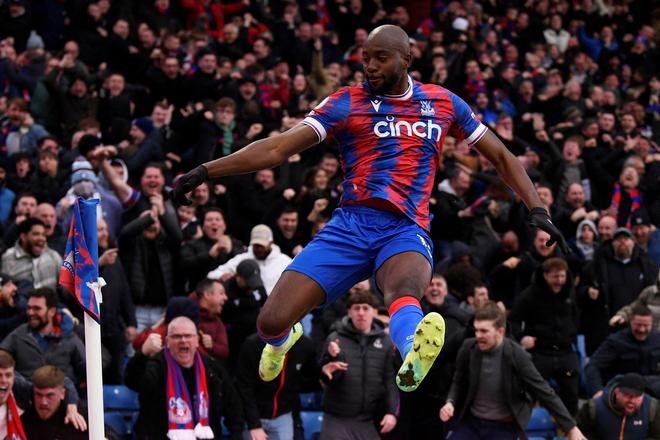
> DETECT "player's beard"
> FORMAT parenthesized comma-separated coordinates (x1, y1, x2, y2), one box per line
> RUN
(370, 71, 405, 95)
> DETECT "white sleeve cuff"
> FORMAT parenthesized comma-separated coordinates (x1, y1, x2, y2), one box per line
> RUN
(466, 123, 488, 146)
(302, 117, 327, 142)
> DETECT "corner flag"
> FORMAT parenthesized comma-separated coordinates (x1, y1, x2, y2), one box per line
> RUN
(59, 197, 102, 323)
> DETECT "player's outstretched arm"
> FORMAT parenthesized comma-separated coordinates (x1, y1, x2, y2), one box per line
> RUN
(172, 123, 319, 205)
(473, 129, 569, 253)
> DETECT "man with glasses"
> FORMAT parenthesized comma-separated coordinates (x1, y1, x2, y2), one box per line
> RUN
(125, 316, 245, 439)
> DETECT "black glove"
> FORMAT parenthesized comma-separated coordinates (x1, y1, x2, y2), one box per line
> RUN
(172, 165, 208, 206)
(528, 207, 569, 254)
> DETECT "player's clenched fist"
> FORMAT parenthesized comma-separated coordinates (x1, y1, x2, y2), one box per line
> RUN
(172, 165, 208, 205)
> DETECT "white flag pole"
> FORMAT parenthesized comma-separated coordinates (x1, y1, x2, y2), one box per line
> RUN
(84, 277, 105, 440)
(84, 312, 105, 440)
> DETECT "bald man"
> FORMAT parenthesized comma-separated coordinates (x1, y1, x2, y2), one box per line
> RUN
(172, 24, 567, 392)
(125, 316, 245, 439)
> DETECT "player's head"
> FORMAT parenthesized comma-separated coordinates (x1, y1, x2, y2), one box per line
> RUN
(363, 25, 411, 95)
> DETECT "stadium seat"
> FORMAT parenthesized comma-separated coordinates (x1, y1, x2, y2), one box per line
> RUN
(526, 407, 556, 438)
(221, 419, 231, 439)
(105, 410, 139, 438)
(576, 334, 589, 395)
(301, 313, 313, 336)
(300, 411, 323, 440)
(299, 391, 323, 410)
(105, 412, 129, 436)
(103, 385, 139, 411)
(104, 385, 140, 438)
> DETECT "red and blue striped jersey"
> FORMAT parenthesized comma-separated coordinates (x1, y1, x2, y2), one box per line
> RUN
(302, 76, 487, 231)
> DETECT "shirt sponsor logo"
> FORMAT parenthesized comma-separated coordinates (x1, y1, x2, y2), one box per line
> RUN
(374, 115, 442, 141)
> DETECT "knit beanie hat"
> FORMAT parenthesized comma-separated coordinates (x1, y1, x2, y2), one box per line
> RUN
(27, 31, 45, 50)
(132, 117, 154, 135)
(71, 158, 97, 185)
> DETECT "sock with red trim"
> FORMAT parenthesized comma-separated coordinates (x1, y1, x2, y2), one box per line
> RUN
(388, 296, 424, 358)
(257, 325, 291, 349)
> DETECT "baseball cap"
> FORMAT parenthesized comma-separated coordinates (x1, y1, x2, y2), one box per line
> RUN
(618, 373, 646, 396)
(613, 227, 634, 240)
(631, 210, 651, 227)
(236, 259, 264, 290)
(250, 224, 273, 247)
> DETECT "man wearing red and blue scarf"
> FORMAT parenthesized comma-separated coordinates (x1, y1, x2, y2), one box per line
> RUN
(125, 316, 245, 440)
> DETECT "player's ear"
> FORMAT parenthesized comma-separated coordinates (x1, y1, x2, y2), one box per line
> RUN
(403, 50, 413, 69)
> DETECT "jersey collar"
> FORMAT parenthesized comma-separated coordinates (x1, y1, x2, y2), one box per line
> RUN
(366, 75, 414, 101)
(383, 75, 413, 100)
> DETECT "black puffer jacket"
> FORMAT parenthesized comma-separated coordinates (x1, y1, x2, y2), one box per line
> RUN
(509, 265, 579, 352)
(118, 210, 181, 305)
(320, 317, 398, 420)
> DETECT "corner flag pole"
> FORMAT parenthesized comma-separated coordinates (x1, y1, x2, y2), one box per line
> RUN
(59, 197, 105, 440)
(85, 311, 105, 440)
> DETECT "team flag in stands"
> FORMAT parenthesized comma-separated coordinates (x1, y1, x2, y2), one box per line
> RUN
(59, 197, 102, 323)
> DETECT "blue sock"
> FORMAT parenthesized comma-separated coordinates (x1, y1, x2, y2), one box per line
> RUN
(257, 325, 290, 348)
(388, 297, 424, 358)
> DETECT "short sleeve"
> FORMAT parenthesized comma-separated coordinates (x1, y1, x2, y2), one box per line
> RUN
(302, 87, 351, 142)
(448, 93, 487, 146)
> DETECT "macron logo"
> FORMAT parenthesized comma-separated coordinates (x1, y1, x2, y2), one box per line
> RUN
(371, 99, 382, 112)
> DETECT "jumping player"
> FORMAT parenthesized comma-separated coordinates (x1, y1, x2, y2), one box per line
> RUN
(172, 25, 567, 392)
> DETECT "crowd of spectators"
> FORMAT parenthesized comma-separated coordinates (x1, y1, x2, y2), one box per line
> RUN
(0, 0, 658, 438)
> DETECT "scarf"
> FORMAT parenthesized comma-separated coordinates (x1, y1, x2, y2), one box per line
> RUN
(6, 393, 26, 440)
(610, 183, 641, 228)
(164, 349, 213, 440)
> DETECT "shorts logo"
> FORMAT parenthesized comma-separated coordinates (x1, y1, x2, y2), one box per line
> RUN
(416, 234, 433, 259)
(420, 101, 435, 116)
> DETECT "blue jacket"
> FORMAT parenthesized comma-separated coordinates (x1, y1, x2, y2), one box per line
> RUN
(577, 375, 660, 440)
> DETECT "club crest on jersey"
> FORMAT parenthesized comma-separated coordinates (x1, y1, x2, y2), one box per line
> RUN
(374, 115, 442, 141)
(420, 101, 435, 116)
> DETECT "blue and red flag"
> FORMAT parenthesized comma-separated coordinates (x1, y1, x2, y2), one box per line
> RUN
(59, 197, 101, 323)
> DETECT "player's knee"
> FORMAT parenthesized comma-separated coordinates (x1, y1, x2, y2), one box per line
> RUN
(383, 278, 425, 305)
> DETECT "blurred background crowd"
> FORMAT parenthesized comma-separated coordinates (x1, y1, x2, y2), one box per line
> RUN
(0, 0, 658, 438)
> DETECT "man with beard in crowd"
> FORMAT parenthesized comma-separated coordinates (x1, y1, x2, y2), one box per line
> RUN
(580, 227, 657, 354)
(0, 288, 85, 386)
(1, 218, 61, 290)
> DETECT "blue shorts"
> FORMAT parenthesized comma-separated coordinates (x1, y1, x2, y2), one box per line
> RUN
(286, 205, 433, 305)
